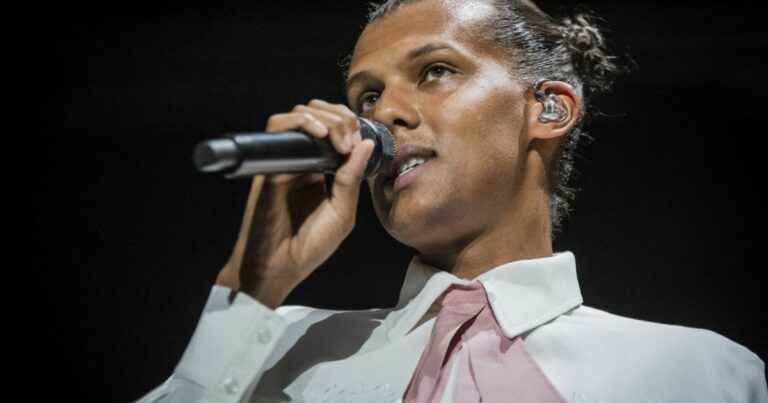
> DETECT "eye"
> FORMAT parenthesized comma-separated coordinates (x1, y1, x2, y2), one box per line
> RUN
(420, 64, 455, 84)
(358, 92, 379, 113)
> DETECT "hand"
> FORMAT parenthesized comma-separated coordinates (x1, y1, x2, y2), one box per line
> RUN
(215, 99, 375, 308)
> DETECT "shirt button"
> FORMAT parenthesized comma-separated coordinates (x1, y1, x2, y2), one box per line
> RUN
(256, 326, 271, 344)
(222, 377, 239, 395)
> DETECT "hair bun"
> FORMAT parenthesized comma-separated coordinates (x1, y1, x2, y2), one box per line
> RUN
(560, 14, 618, 93)
(561, 15, 603, 52)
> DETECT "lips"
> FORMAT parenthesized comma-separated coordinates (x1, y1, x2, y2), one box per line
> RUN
(386, 144, 437, 182)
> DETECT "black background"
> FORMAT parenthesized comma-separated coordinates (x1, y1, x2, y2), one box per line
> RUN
(35, 1, 766, 401)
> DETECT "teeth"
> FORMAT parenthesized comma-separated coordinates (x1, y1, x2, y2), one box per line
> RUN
(397, 157, 427, 177)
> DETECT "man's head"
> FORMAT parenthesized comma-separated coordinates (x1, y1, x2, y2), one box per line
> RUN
(344, 0, 618, 257)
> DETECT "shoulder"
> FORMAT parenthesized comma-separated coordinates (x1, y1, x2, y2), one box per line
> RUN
(567, 305, 760, 361)
(205, 286, 395, 353)
(527, 305, 767, 401)
(209, 285, 393, 334)
(275, 304, 394, 327)
(257, 304, 396, 389)
(273, 303, 394, 347)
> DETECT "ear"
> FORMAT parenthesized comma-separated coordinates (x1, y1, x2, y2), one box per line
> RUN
(525, 80, 582, 141)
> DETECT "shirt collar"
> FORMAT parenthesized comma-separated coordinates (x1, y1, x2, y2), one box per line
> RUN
(386, 251, 583, 340)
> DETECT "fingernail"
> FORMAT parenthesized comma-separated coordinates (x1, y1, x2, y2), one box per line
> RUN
(315, 121, 328, 136)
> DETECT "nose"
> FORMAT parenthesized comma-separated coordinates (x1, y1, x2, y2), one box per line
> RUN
(370, 83, 421, 132)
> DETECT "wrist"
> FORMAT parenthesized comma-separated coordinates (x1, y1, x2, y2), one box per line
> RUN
(240, 275, 298, 309)
(215, 262, 240, 290)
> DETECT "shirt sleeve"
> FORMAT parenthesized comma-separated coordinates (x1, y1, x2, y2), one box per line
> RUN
(713, 332, 768, 403)
(682, 328, 768, 403)
(134, 285, 289, 403)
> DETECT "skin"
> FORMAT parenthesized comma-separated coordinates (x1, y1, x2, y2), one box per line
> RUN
(216, 0, 581, 307)
(347, 0, 581, 278)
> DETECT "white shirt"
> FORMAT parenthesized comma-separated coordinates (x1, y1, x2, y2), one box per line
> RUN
(136, 251, 767, 403)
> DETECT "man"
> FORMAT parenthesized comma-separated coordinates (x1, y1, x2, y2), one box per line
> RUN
(137, 0, 767, 401)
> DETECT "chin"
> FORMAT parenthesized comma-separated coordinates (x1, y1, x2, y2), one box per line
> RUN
(380, 207, 461, 253)
(372, 181, 465, 249)
(375, 204, 425, 246)
(381, 212, 421, 244)
(390, 229, 468, 257)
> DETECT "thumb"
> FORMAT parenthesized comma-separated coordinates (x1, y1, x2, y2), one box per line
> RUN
(329, 138, 375, 211)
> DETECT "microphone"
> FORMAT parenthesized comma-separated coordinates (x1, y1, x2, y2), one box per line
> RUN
(193, 118, 396, 179)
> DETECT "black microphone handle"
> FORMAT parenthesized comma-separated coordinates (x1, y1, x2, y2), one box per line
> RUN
(193, 118, 396, 179)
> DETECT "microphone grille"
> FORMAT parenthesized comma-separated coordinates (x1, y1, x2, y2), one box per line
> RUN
(358, 117, 396, 177)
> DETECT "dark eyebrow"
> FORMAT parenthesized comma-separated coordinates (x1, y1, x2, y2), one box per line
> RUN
(406, 43, 453, 60)
(345, 43, 456, 92)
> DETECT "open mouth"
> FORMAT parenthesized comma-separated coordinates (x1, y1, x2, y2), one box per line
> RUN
(379, 144, 437, 196)
(385, 156, 435, 193)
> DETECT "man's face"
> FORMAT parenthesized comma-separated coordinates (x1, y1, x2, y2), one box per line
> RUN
(346, 0, 532, 254)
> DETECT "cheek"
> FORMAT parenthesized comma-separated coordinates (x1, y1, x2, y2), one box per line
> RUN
(432, 80, 525, 189)
(367, 177, 388, 218)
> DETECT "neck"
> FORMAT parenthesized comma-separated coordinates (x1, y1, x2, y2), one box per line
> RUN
(418, 148, 554, 279)
(419, 189, 553, 279)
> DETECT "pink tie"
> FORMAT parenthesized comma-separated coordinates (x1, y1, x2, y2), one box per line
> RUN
(402, 282, 567, 403)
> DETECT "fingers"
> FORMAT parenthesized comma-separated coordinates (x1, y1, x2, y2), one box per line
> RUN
(307, 99, 362, 148)
(262, 99, 361, 188)
(295, 101, 361, 154)
(329, 138, 375, 212)
(265, 111, 329, 138)
(266, 100, 360, 153)
(262, 107, 330, 185)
